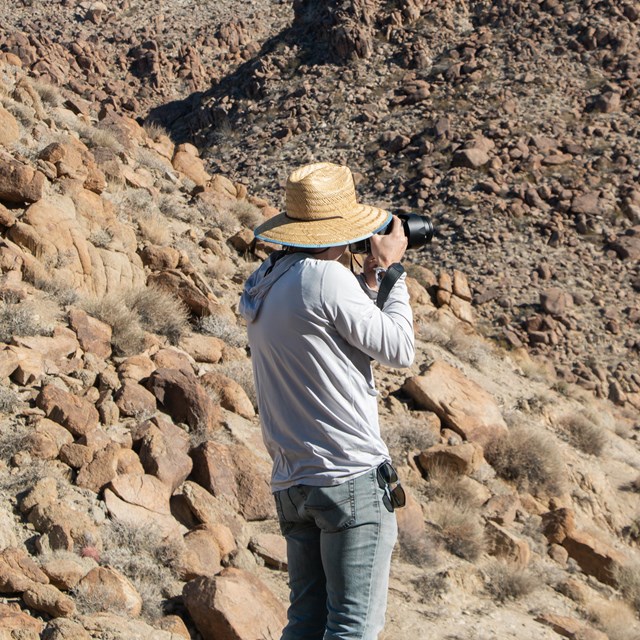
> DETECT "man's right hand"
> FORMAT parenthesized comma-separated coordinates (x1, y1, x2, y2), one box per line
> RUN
(369, 216, 408, 269)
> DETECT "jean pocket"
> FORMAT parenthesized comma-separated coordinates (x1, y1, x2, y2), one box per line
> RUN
(305, 480, 355, 532)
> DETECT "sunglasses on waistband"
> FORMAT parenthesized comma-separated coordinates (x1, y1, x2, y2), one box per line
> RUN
(377, 462, 406, 511)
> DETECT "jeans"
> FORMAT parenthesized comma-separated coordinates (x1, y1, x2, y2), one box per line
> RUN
(274, 467, 398, 640)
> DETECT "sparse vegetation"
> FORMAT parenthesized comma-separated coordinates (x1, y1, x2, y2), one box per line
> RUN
(427, 501, 485, 561)
(204, 256, 236, 281)
(142, 119, 168, 141)
(0, 386, 20, 414)
(196, 314, 246, 348)
(0, 301, 48, 343)
(213, 360, 256, 408)
(139, 214, 172, 245)
(88, 228, 113, 248)
(557, 412, 607, 456)
(412, 572, 448, 602)
(196, 199, 238, 234)
(228, 200, 263, 229)
(381, 416, 439, 462)
(586, 598, 640, 640)
(615, 564, 640, 615)
(29, 78, 63, 106)
(482, 560, 537, 603)
(484, 425, 566, 496)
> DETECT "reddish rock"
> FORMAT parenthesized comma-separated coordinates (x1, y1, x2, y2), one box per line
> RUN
(562, 530, 626, 585)
(114, 379, 157, 418)
(117, 355, 155, 382)
(27, 418, 74, 459)
(145, 368, 222, 433)
(180, 334, 224, 363)
(183, 569, 286, 640)
(0, 603, 44, 635)
(0, 547, 49, 593)
(536, 613, 607, 640)
(485, 521, 531, 568)
(403, 361, 508, 446)
(542, 507, 576, 544)
(139, 244, 180, 270)
(0, 150, 46, 203)
(417, 442, 484, 477)
(452, 147, 490, 168)
(151, 348, 195, 375)
(76, 443, 144, 493)
(179, 528, 223, 580)
(42, 618, 92, 639)
(76, 567, 142, 616)
(540, 288, 573, 315)
(36, 385, 99, 437)
(0, 107, 20, 147)
(23, 582, 76, 617)
(249, 534, 287, 570)
(200, 372, 255, 419)
(41, 557, 91, 590)
(68, 308, 112, 359)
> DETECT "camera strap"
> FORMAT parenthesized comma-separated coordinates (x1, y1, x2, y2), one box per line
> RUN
(376, 263, 404, 309)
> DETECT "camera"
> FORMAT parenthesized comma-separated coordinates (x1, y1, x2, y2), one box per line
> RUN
(349, 213, 434, 254)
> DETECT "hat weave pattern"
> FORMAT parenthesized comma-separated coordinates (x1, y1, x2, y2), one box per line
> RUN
(254, 162, 390, 248)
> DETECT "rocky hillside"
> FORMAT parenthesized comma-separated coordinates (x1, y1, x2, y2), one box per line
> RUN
(0, 2, 639, 639)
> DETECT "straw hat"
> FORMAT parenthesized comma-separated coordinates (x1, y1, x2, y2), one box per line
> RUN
(253, 162, 391, 248)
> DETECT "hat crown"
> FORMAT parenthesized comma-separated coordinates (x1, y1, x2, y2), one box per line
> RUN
(286, 162, 359, 221)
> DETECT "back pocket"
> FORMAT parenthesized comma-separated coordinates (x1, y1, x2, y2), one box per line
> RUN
(305, 480, 355, 532)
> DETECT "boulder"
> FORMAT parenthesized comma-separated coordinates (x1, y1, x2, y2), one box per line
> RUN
(36, 384, 99, 437)
(403, 361, 508, 446)
(117, 354, 156, 381)
(535, 613, 608, 640)
(75, 566, 142, 616)
(183, 569, 286, 640)
(179, 334, 224, 363)
(148, 269, 217, 317)
(27, 418, 74, 459)
(0, 547, 49, 593)
(540, 288, 573, 315)
(0, 603, 44, 635)
(23, 582, 76, 617)
(249, 534, 287, 570)
(541, 507, 576, 544)
(136, 416, 192, 493)
(139, 244, 180, 270)
(145, 368, 222, 433)
(75, 611, 182, 638)
(562, 530, 626, 586)
(41, 556, 92, 590)
(451, 147, 489, 169)
(200, 371, 255, 419)
(114, 379, 157, 418)
(76, 442, 144, 493)
(485, 521, 531, 568)
(178, 527, 223, 580)
(417, 442, 484, 477)
(0, 107, 20, 147)
(172, 145, 210, 186)
(152, 347, 195, 375)
(68, 308, 112, 358)
(42, 618, 92, 639)
(0, 150, 46, 203)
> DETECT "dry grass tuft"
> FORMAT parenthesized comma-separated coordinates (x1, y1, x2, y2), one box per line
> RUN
(412, 571, 449, 602)
(381, 416, 439, 463)
(124, 287, 189, 346)
(586, 598, 640, 640)
(484, 425, 565, 496)
(142, 120, 168, 141)
(136, 147, 171, 174)
(0, 418, 30, 463)
(630, 474, 640, 493)
(139, 214, 172, 246)
(204, 257, 236, 281)
(88, 520, 183, 621)
(0, 301, 48, 343)
(427, 501, 485, 561)
(557, 412, 607, 456)
(88, 228, 113, 249)
(196, 315, 246, 348)
(197, 199, 238, 234)
(614, 564, 640, 615)
(29, 79, 63, 107)
(213, 360, 256, 408)
(482, 560, 537, 603)
(0, 386, 20, 414)
(421, 458, 482, 509)
(228, 200, 263, 229)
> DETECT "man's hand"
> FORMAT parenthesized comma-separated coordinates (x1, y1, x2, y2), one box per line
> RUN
(369, 216, 408, 269)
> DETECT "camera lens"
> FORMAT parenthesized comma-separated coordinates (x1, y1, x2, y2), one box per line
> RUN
(349, 213, 434, 254)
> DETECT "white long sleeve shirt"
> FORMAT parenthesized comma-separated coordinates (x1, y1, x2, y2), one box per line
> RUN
(239, 251, 414, 491)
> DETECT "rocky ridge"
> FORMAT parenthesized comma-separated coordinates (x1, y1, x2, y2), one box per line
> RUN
(0, 2, 639, 639)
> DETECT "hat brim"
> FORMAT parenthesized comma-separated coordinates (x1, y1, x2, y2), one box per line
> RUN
(254, 205, 392, 248)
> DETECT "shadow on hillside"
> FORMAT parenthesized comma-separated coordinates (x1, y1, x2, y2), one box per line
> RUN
(146, 9, 337, 147)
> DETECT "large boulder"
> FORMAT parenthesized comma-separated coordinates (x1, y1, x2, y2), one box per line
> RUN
(36, 384, 99, 437)
(403, 361, 508, 446)
(183, 569, 286, 640)
(75, 567, 142, 617)
(145, 368, 223, 433)
(0, 150, 46, 203)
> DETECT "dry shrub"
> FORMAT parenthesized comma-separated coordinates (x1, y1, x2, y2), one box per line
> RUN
(204, 257, 235, 281)
(90, 520, 183, 621)
(484, 425, 565, 496)
(482, 560, 537, 603)
(30, 275, 79, 306)
(88, 228, 113, 248)
(381, 415, 439, 462)
(0, 301, 48, 343)
(158, 195, 197, 222)
(0, 386, 20, 414)
(228, 200, 263, 229)
(0, 417, 30, 463)
(124, 287, 189, 346)
(520, 358, 552, 382)
(421, 458, 482, 509)
(586, 598, 640, 640)
(142, 119, 168, 141)
(427, 501, 485, 560)
(197, 199, 238, 234)
(136, 147, 170, 174)
(196, 315, 246, 348)
(139, 214, 172, 245)
(82, 294, 145, 356)
(412, 572, 448, 603)
(29, 79, 63, 106)
(416, 319, 450, 347)
(445, 326, 489, 368)
(615, 564, 640, 615)
(557, 412, 607, 456)
(77, 124, 124, 153)
(2, 97, 35, 126)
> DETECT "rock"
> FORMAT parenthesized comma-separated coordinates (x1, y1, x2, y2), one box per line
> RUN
(483, 494, 521, 526)
(179, 334, 224, 363)
(76, 566, 142, 616)
(152, 348, 195, 375)
(536, 613, 608, 640)
(42, 618, 92, 639)
(148, 269, 217, 317)
(593, 90, 620, 113)
(76, 442, 144, 493)
(0, 603, 44, 635)
(0, 107, 20, 147)
(403, 361, 508, 446)
(145, 368, 223, 433)
(200, 371, 255, 419)
(609, 226, 640, 261)
(571, 192, 601, 216)
(140, 244, 181, 270)
(109, 473, 172, 515)
(451, 147, 490, 168)
(117, 355, 156, 382)
(561, 530, 626, 586)
(136, 416, 192, 493)
(172, 144, 210, 186)
(23, 582, 76, 617)
(485, 521, 531, 567)
(540, 288, 573, 315)
(0, 547, 49, 593)
(68, 308, 112, 358)
(76, 611, 183, 638)
(178, 527, 223, 580)
(114, 379, 157, 418)
(0, 150, 46, 203)
(41, 557, 92, 590)
(452, 270, 472, 301)
(183, 569, 286, 640)
(249, 534, 287, 570)
(417, 442, 484, 476)
(541, 507, 576, 544)
(27, 418, 74, 459)
(36, 384, 99, 437)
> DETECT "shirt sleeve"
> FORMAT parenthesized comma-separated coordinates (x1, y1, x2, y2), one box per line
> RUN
(320, 261, 415, 368)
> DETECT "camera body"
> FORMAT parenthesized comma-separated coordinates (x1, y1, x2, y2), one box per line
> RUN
(349, 213, 434, 254)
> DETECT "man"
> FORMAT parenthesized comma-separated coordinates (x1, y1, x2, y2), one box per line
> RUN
(239, 162, 414, 640)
